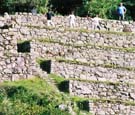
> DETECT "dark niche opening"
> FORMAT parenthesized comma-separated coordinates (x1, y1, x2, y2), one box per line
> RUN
(40, 60, 51, 74)
(58, 80, 69, 93)
(17, 41, 31, 53)
(77, 100, 90, 112)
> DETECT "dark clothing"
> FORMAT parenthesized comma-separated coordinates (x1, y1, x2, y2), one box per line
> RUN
(118, 13, 124, 20)
(46, 12, 52, 20)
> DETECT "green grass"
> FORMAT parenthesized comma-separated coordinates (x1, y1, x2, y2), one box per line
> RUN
(17, 40, 31, 44)
(0, 76, 92, 115)
(49, 73, 66, 84)
(25, 24, 55, 30)
(0, 77, 71, 115)
(2, 77, 53, 95)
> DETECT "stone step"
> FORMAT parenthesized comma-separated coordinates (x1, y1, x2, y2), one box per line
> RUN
(69, 79, 135, 102)
(50, 59, 135, 83)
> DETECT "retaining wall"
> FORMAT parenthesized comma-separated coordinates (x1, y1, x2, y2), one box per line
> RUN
(0, 14, 135, 114)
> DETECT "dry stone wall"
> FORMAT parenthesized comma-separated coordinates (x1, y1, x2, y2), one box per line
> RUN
(18, 27, 135, 48)
(89, 101, 135, 115)
(0, 14, 135, 114)
(6, 13, 135, 32)
(69, 80, 135, 101)
(32, 41, 135, 68)
(51, 61, 135, 83)
(0, 53, 39, 82)
(0, 25, 45, 82)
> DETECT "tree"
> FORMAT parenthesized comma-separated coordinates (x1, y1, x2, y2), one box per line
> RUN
(48, 0, 82, 15)
(0, 0, 49, 14)
(122, 0, 135, 20)
(76, 0, 121, 18)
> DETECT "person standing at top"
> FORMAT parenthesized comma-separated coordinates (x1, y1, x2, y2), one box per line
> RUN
(46, 10, 55, 27)
(91, 15, 102, 30)
(68, 11, 76, 28)
(117, 3, 126, 20)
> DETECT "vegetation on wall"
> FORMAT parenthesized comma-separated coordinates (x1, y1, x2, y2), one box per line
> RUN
(122, 0, 135, 20)
(0, 76, 92, 115)
(48, 0, 82, 15)
(0, 0, 135, 20)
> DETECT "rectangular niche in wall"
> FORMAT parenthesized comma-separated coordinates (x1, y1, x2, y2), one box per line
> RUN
(17, 40, 31, 53)
(40, 60, 51, 74)
(58, 80, 69, 93)
(77, 100, 90, 112)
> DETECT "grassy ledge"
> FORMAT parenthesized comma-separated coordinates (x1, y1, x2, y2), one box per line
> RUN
(69, 78, 131, 86)
(55, 57, 135, 71)
(49, 74, 135, 106)
(49, 73, 134, 87)
(36, 37, 135, 53)
(72, 96, 135, 106)
(36, 57, 135, 72)
(24, 24, 135, 36)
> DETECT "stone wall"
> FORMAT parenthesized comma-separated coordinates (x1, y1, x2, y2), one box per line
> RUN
(32, 41, 135, 68)
(69, 80, 135, 101)
(5, 13, 135, 32)
(0, 25, 45, 82)
(0, 14, 135, 114)
(89, 101, 135, 115)
(51, 61, 135, 83)
(2, 26, 135, 48)
(0, 53, 39, 82)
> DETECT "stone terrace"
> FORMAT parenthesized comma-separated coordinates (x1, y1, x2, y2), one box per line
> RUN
(0, 14, 135, 114)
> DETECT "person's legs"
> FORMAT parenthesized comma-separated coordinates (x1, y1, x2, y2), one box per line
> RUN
(119, 14, 124, 20)
(47, 20, 51, 26)
(122, 14, 125, 20)
(70, 20, 73, 28)
(92, 24, 96, 30)
(119, 14, 121, 20)
(72, 20, 75, 27)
